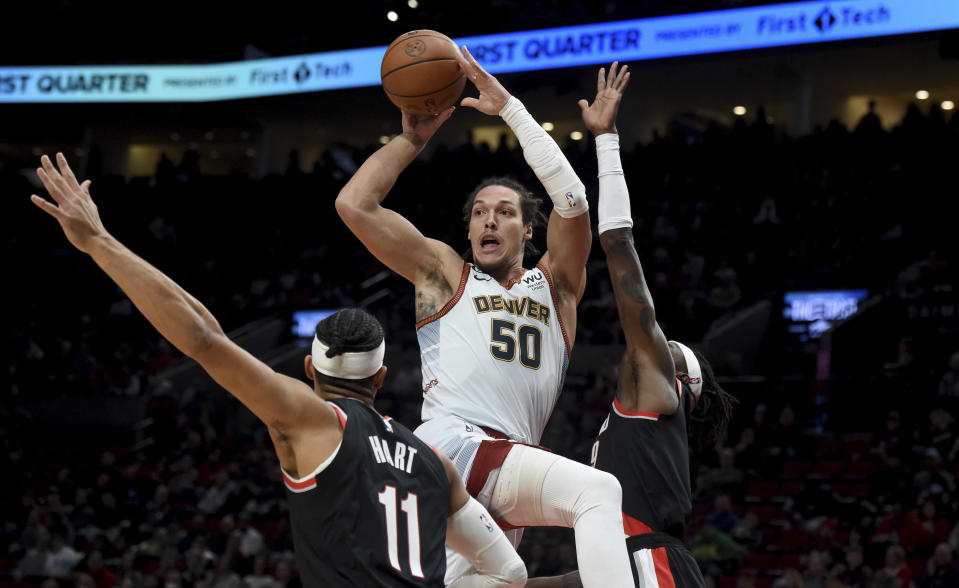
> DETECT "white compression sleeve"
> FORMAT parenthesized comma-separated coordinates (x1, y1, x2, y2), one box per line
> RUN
(596, 133, 633, 234)
(499, 96, 588, 218)
(446, 497, 527, 588)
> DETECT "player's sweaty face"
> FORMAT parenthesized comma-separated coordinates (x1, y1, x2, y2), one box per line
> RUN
(468, 185, 530, 272)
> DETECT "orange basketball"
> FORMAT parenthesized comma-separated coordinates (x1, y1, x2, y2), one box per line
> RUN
(381, 30, 466, 117)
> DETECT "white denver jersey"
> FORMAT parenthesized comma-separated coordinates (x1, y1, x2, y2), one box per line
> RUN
(417, 262, 570, 446)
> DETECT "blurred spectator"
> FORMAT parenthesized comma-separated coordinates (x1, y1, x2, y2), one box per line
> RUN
(873, 544, 913, 588)
(245, 554, 281, 588)
(918, 543, 959, 588)
(698, 448, 746, 500)
(707, 494, 740, 534)
(690, 524, 745, 577)
(935, 352, 959, 406)
(901, 501, 951, 557)
(832, 544, 872, 587)
(79, 550, 116, 588)
(802, 550, 830, 588)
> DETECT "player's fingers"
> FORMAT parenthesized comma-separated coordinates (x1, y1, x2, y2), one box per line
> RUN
(620, 71, 631, 92)
(614, 64, 629, 90)
(577, 99, 589, 112)
(461, 46, 486, 76)
(40, 155, 72, 197)
(596, 67, 605, 92)
(30, 194, 63, 219)
(56, 152, 82, 191)
(607, 62, 619, 87)
(36, 167, 65, 203)
(80, 179, 93, 197)
(454, 47, 474, 77)
(460, 97, 480, 110)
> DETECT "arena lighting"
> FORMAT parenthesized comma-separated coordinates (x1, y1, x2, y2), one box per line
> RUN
(942, 100, 955, 111)
(733, 105, 747, 116)
(407, 0, 418, 7)
(570, 131, 584, 140)
(541, 121, 555, 131)
(379, 135, 391, 144)
(915, 89, 930, 100)
(3, 0, 959, 103)
(387, 10, 399, 22)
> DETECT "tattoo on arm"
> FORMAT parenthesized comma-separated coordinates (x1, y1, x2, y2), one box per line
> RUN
(620, 269, 656, 338)
(415, 290, 440, 322)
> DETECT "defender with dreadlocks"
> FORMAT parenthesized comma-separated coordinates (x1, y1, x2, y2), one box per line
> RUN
(29, 153, 526, 588)
(587, 63, 735, 588)
(529, 64, 737, 588)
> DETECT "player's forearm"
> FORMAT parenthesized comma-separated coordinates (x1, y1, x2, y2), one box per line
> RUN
(336, 133, 423, 213)
(85, 234, 225, 358)
(500, 97, 587, 219)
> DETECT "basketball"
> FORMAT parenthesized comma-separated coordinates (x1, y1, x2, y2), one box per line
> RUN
(381, 30, 466, 117)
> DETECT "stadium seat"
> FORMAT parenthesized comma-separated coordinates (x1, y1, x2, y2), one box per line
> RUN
(780, 461, 811, 478)
(746, 481, 779, 501)
(813, 437, 840, 455)
(777, 552, 802, 570)
(846, 460, 879, 478)
(811, 461, 846, 477)
(742, 553, 776, 570)
(773, 529, 809, 550)
(746, 505, 780, 524)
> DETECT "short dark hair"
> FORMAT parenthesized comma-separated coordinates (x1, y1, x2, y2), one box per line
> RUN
(687, 348, 738, 451)
(312, 308, 384, 393)
(461, 176, 548, 258)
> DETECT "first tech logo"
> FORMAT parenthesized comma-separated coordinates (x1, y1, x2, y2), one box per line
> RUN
(757, 3, 890, 35)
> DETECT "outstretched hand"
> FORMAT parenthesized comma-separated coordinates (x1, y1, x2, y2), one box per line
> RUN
(578, 62, 630, 136)
(401, 107, 455, 148)
(456, 45, 511, 116)
(30, 153, 108, 254)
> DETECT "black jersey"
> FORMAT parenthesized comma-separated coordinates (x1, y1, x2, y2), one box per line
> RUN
(590, 380, 693, 541)
(282, 398, 451, 587)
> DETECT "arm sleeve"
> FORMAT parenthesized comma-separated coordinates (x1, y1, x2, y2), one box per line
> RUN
(595, 133, 633, 234)
(446, 497, 528, 588)
(499, 96, 588, 219)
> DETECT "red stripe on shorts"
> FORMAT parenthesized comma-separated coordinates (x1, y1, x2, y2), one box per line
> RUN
(651, 547, 677, 588)
(465, 439, 522, 532)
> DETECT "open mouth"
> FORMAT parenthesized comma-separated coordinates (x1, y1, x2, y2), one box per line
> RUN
(480, 234, 501, 252)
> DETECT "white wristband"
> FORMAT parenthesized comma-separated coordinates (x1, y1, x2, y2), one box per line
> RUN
(596, 133, 633, 234)
(499, 96, 588, 219)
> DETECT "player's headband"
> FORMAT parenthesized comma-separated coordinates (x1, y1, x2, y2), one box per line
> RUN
(669, 341, 703, 397)
(311, 337, 385, 380)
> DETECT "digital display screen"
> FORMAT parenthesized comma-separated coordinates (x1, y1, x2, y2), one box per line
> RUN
(784, 290, 868, 341)
(2, 0, 958, 103)
(292, 310, 337, 338)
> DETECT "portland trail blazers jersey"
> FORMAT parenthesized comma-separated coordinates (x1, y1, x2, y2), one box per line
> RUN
(282, 398, 451, 587)
(417, 262, 570, 446)
(591, 380, 693, 540)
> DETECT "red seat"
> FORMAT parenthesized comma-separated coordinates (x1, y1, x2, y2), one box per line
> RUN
(742, 553, 776, 571)
(774, 529, 810, 550)
(780, 461, 811, 477)
(718, 577, 736, 588)
(747, 505, 780, 524)
(843, 438, 872, 455)
(814, 438, 841, 455)
(811, 461, 846, 477)
(777, 553, 802, 570)
(755, 578, 775, 588)
(846, 460, 879, 477)
(908, 558, 926, 579)
(848, 483, 871, 497)
(776, 482, 804, 500)
(746, 481, 778, 501)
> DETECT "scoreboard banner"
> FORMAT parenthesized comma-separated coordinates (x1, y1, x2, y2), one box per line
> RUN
(2, 0, 957, 103)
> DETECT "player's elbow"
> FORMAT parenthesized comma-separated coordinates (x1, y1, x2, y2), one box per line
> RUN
(180, 323, 222, 362)
(497, 557, 527, 587)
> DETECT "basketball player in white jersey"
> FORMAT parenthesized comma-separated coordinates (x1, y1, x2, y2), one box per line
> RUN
(336, 48, 634, 587)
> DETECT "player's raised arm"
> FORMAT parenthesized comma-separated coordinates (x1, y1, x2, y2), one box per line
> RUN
(335, 109, 463, 286)
(457, 46, 591, 305)
(31, 153, 332, 432)
(583, 65, 677, 410)
(437, 452, 527, 588)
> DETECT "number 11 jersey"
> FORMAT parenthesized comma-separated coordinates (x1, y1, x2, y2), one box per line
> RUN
(417, 262, 570, 446)
(283, 398, 451, 586)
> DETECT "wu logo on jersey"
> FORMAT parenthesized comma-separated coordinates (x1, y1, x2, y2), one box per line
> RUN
(522, 272, 544, 286)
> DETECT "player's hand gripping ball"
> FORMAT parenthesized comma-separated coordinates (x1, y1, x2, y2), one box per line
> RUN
(381, 30, 466, 117)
